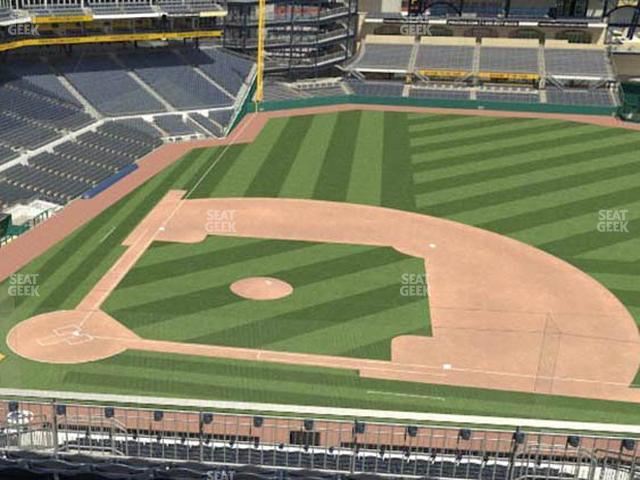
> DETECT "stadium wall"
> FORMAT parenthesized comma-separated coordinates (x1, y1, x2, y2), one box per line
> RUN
(255, 95, 618, 116)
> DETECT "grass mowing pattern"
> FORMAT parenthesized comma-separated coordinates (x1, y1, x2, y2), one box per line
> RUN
(104, 237, 430, 360)
(1, 112, 639, 422)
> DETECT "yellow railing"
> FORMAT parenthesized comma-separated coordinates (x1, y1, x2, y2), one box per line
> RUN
(417, 69, 470, 78)
(477, 71, 540, 81)
(0, 30, 222, 52)
(33, 15, 94, 24)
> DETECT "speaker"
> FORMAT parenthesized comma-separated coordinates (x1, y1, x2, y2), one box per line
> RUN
(303, 419, 314, 431)
(201, 413, 214, 425)
(55, 405, 67, 416)
(104, 407, 114, 419)
(153, 410, 163, 422)
(8, 401, 18, 413)
(407, 426, 418, 437)
(459, 429, 472, 441)
(354, 421, 365, 434)
(567, 436, 580, 448)
(622, 439, 636, 451)
(253, 416, 264, 428)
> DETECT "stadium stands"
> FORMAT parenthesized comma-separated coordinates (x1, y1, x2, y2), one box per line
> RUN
(346, 80, 404, 97)
(410, 88, 471, 100)
(476, 91, 540, 103)
(54, 55, 166, 116)
(546, 88, 616, 107)
(117, 50, 233, 109)
(154, 115, 205, 137)
(415, 44, 475, 72)
(0, 45, 255, 211)
(479, 47, 539, 74)
(183, 48, 255, 97)
(191, 113, 223, 136)
(351, 43, 414, 71)
(544, 48, 612, 78)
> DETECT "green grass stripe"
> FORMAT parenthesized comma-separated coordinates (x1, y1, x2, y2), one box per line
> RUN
(266, 302, 429, 359)
(412, 128, 637, 191)
(244, 115, 314, 197)
(186, 283, 426, 352)
(279, 113, 339, 199)
(408, 117, 527, 144)
(472, 182, 640, 236)
(34, 149, 205, 312)
(411, 123, 630, 173)
(115, 238, 316, 289)
(107, 241, 374, 312)
(417, 139, 640, 206)
(312, 111, 362, 201)
(575, 236, 640, 262)
(56, 351, 640, 423)
(186, 145, 247, 198)
(109, 245, 420, 330)
(421, 147, 640, 218)
(410, 122, 599, 183)
(347, 111, 383, 206)
(536, 217, 640, 258)
(406, 113, 470, 129)
(507, 197, 640, 248)
(208, 118, 289, 197)
(381, 112, 414, 211)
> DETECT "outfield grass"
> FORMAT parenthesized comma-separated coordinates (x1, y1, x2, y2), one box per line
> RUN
(104, 237, 430, 360)
(1, 111, 639, 424)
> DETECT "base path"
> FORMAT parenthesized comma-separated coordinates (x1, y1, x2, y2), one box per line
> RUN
(8, 193, 640, 403)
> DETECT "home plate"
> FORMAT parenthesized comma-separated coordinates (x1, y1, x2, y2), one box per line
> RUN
(442, 363, 452, 370)
(429, 243, 437, 249)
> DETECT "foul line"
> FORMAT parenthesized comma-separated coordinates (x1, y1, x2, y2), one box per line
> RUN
(366, 390, 446, 402)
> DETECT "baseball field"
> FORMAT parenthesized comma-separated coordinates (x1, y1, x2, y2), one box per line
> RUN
(2, 108, 640, 424)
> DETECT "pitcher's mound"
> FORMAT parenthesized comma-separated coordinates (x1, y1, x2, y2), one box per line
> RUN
(230, 277, 293, 301)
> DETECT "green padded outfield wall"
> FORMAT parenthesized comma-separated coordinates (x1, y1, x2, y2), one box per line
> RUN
(618, 82, 640, 123)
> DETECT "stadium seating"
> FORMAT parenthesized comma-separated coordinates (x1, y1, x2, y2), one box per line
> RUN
(182, 48, 255, 96)
(409, 88, 471, 101)
(346, 80, 404, 97)
(476, 91, 540, 103)
(352, 44, 413, 70)
(154, 115, 205, 136)
(415, 45, 475, 72)
(479, 47, 539, 74)
(54, 55, 166, 116)
(544, 49, 611, 78)
(0, 7, 13, 20)
(546, 88, 616, 107)
(190, 113, 223, 136)
(157, 0, 224, 14)
(117, 50, 233, 109)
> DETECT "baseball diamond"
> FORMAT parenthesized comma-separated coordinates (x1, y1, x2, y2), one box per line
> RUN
(1, 106, 640, 427)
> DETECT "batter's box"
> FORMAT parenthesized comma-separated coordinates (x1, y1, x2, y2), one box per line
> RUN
(54, 325, 81, 336)
(65, 334, 92, 345)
